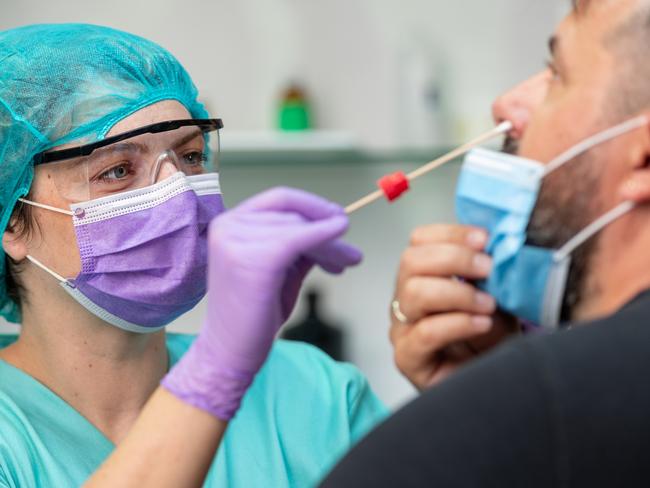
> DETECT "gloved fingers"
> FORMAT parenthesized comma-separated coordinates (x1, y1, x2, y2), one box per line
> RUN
(281, 258, 315, 317)
(285, 215, 350, 257)
(236, 187, 344, 221)
(317, 263, 345, 275)
(306, 239, 363, 273)
(228, 210, 305, 229)
(279, 250, 353, 321)
(209, 210, 353, 272)
(209, 212, 307, 248)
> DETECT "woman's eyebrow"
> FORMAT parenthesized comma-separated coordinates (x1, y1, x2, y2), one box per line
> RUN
(87, 141, 148, 161)
(170, 129, 204, 149)
(85, 129, 204, 163)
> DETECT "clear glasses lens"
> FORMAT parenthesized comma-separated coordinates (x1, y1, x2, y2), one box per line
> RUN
(41, 125, 220, 202)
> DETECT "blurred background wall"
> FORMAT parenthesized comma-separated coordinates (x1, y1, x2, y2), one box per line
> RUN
(1, 0, 568, 407)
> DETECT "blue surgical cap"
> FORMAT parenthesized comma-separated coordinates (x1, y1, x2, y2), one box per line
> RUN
(0, 23, 208, 322)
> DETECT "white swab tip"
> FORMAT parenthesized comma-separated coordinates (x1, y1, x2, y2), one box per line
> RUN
(496, 120, 513, 133)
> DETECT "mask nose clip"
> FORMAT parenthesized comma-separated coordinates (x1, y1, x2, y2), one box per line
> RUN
(151, 150, 182, 184)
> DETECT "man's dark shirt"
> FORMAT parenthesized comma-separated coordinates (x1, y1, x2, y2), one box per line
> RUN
(323, 291, 650, 487)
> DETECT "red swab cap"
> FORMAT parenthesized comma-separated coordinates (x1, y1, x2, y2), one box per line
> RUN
(377, 171, 410, 202)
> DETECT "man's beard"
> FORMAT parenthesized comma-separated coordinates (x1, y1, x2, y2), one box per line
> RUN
(502, 136, 520, 156)
(525, 151, 602, 322)
(502, 136, 601, 322)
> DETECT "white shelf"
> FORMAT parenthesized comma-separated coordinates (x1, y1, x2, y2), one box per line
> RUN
(220, 130, 358, 152)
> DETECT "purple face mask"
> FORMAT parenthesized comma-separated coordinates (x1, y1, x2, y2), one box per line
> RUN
(25, 172, 224, 333)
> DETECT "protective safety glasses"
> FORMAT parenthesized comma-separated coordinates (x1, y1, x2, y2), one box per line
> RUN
(33, 119, 223, 202)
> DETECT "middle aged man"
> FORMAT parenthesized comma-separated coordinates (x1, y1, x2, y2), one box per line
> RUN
(323, 0, 650, 485)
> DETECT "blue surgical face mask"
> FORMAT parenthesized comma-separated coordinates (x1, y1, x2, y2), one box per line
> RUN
(456, 116, 647, 329)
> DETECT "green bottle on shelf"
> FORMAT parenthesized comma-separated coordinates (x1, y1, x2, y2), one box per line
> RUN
(278, 83, 311, 131)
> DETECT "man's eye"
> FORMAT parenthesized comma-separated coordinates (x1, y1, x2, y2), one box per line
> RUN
(98, 163, 132, 182)
(182, 151, 207, 166)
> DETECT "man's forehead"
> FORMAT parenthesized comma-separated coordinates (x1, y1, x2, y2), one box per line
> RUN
(572, 0, 640, 17)
(571, 0, 613, 16)
(559, 0, 631, 57)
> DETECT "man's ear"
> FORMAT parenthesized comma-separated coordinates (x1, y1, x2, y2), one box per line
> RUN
(620, 113, 650, 203)
(2, 224, 28, 263)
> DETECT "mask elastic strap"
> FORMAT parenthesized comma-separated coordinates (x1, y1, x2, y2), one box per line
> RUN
(18, 198, 74, 216)
(544, 116, 648, 177)
(25, 254, 70, 284)
(553, 201, 635, 262)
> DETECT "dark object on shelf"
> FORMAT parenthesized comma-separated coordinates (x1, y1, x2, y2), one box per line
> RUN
(282, 289, 344, 361)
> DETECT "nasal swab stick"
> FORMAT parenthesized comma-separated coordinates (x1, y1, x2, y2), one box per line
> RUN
(344, 121, 513, 215)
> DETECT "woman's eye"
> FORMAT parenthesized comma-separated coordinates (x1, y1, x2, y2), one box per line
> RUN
(98, 163, 132, 182)
(182, 151, 206, 166)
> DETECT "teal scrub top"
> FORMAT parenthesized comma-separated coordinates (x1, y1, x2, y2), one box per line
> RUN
(0, 334, 388, 487)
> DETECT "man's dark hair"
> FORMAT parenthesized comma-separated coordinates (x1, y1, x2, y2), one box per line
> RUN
(604, 1, 650, 117)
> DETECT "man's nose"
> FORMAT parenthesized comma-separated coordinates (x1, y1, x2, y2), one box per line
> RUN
(492, 70, 552, 140)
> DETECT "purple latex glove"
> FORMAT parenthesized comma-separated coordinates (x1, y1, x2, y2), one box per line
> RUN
(162, 187, 362, 419)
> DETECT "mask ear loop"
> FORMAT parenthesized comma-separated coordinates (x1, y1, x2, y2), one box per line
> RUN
(17, 198, 74, 216)
(544, 116, 648, 176)
(553, 201, 635, 263)
(14, 198, 75, 285)
(24, 255, 69, 284)
(542, 115, 647, 262)
(547, 201, 634, 329)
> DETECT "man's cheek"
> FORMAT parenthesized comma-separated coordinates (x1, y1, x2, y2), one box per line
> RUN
(520, 108, 577, 163)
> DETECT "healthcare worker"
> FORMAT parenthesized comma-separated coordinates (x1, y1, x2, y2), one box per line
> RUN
(0, 24, 387, 487)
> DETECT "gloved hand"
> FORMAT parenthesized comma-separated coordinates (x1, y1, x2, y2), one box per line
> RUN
(162, 187, 362, 419)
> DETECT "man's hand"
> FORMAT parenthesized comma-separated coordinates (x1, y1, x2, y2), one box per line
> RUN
(391, 224, 519, 390)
